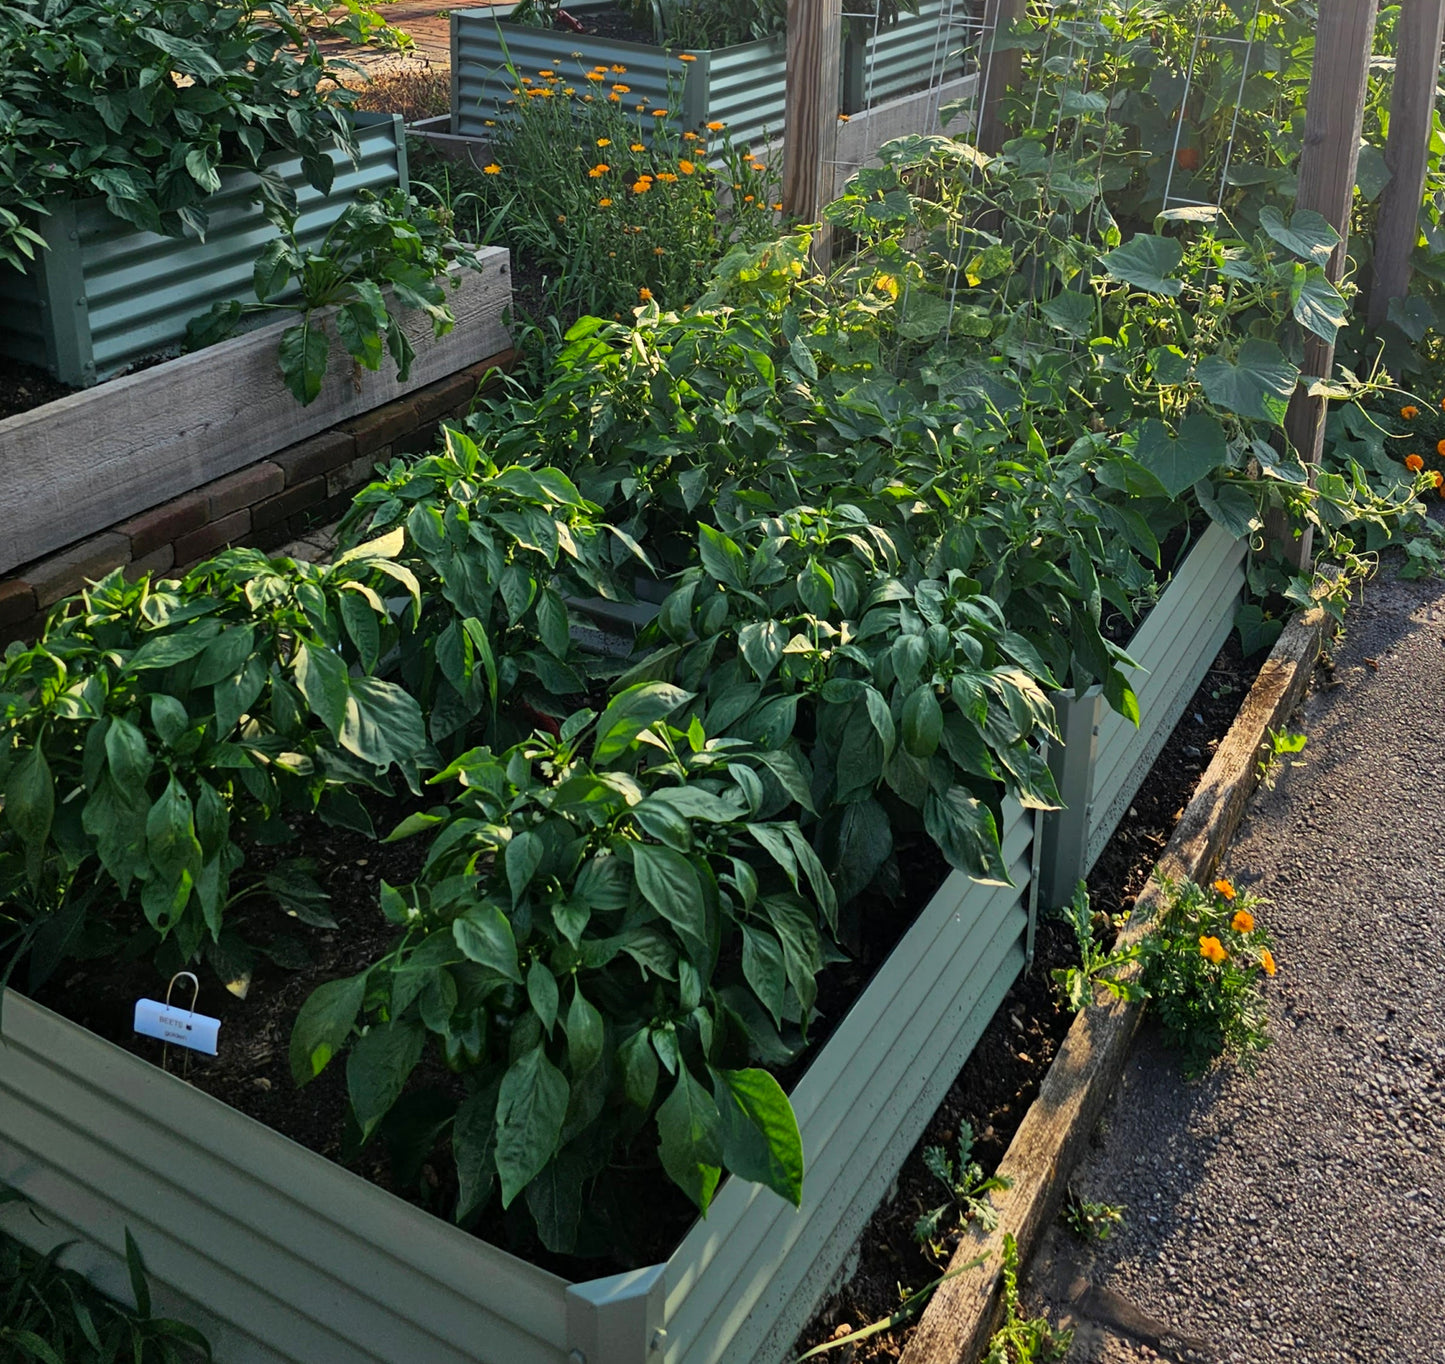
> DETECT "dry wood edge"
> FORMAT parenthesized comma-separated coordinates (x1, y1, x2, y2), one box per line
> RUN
(899, 601, 1332, 1364)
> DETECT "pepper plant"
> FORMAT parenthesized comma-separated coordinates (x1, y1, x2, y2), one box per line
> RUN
(0, 534, 425, 987)
(291, 687, 836, 1250)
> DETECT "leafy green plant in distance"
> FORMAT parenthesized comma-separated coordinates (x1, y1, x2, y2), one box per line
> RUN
(0, 0, 365, 269)
(187, 190, 489, 405)
(291, 686, 835, 1251)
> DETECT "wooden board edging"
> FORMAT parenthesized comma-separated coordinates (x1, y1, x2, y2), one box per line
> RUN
(899, 601, 1332, 1364)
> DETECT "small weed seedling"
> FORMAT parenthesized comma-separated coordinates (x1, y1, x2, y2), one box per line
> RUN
(1062, 1192, 1125, 1243)
(1051, 882, 1145, 1013)
(914, 1123, 1013, 1257)
(1258, 727, 1308, 790)
(982, 1233, 1073, 1364)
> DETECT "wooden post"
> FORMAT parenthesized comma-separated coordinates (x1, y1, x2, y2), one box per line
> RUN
(783, 0, 843, 252)
(1366, 0, 1445, 331)
(1272, 0, 1378, 570)
(977, 0, 1024, 153)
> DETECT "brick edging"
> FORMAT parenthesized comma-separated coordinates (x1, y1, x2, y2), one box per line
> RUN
(0, 351, 512, 645)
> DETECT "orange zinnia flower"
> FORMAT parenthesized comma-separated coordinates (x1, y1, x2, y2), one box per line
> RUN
(1231, 909, 1255, 933)
(1402, 405, 1420, 420)
(1213, 878, 1236, 901)
(1260, 948, 1277, 977)
(1199, 935, 1228, 965)
(1407, 453, 1425, 472)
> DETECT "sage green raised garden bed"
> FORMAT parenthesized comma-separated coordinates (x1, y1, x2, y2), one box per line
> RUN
(451, 1, 786, 152)
(0, 113, 407, 388)
(0, 801, 1036, 1364)
(1035, 520, 1248, 910)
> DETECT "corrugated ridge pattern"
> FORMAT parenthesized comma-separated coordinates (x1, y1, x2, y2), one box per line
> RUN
(0, 994, 570, 1364)
(78, 117, 405, 380)
(694, 38, 788, 152)
(1085, 524, 1245, 866)
(847, 0, 971, 111)
(454, 2, 684, 138)
(662, 803, 1034, 1364)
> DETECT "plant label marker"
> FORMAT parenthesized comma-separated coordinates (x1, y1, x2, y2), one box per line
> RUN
(134, 972, 220, 1058)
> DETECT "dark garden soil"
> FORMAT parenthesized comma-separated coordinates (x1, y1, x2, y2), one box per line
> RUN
(0, 360, 75, 422)
(27, 629, 1257, 1294)
(789, 634, 1256, 1362)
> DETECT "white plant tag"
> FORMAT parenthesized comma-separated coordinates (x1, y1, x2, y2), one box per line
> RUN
(133, 999, 220, 1056)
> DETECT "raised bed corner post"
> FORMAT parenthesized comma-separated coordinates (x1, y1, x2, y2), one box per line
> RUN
(1268, 0, 1378, 571)
(783, 0, 843, 262)
(565, 1264, 668, 1364)
(1037, 691, 1105, 914)
(977, 0, 1023, 154)
(1365, 0, 1445, 332)
(30, 201, 95, 388)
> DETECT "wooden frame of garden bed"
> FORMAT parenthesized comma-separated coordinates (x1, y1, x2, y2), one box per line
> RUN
(0, 249, 512, 576)
(1035, 520, 1247, 911)
(0, 803, 1037, 1364)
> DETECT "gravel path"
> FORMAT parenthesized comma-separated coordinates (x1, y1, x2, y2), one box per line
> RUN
(1023, 558, 1445, 1364)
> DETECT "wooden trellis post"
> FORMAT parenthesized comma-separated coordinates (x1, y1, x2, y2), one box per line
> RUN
(978, 0, 1024, 152)
(1272, 0, 1378, 570)
(783, 0, 844, 257)
(1365, 0, 1445, 331)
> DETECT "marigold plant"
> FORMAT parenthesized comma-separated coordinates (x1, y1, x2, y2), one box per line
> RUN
(1138, 875, 1277, 1077)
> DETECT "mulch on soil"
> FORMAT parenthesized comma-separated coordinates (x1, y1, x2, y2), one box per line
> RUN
(790, 635, 1256, 1363)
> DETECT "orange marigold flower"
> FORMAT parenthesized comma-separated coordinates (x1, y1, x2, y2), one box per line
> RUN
(482, 162, 501, 174)
(683, 130, 698, 140)
(610, 63, 627, 72)
(743, 193, 755, 202)
(632, 178, 653, 193)
(638, 286, 653, 301)
(1407, 453, 1425, 472)
(538, 69, 554, 76)
(612, 83, 630, 93)
(1213, 878, 1236, 901)
(1199, 935, 1228, 965)
(585, 71, 604, 81)
(1402, 405, 1420, 420)
(656, 171, 678, 182)
(1260, 948, 1277, 977)
(630, 142, 645, 151)
(651, 109, 668, 117)
(1231, 909, 1255, 933)
(1437, 439, 1445, 457)
(654, 245, 665, 254)
(583, 93, 594, 101)
(588, 163, 610, 177)
(598, 197, 613, 207)
(597, 137, 611, 147)
(608, 93, 621, 102)
(678, 52, 697, 61)
(678, 158, 695, 174)
(1434, 471, 1444, 488)
(772, 201, 783, 210)
(706, 120, 725, 130)
(838, 112, 850, 122)
(563, 87, 575, 95)
(520, 75, 533, 84)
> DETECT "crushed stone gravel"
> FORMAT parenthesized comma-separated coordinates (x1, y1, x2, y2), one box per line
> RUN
(1023, 557, 1445, 1364)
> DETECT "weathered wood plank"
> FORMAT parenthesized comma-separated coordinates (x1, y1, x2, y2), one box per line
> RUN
(978, 0, 1024, 153)
(1274, 2, 1376, 570)
(1366, 0, 1445, 330)
(784, 0, 844, 257)
(0, 249, 511, 575)
(900, 602, 1331, 1364)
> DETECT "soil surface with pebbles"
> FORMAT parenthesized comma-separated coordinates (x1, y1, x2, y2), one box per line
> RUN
(1023, 552, 1445, 1364)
